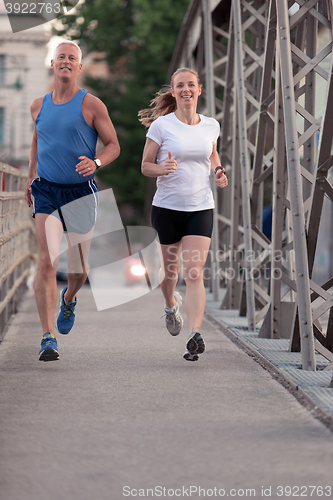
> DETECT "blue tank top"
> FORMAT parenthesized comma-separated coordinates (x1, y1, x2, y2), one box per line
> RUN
(36, 88, 98, 184)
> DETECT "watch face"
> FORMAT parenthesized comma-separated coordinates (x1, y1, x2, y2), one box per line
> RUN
(94, 158, 102, 167)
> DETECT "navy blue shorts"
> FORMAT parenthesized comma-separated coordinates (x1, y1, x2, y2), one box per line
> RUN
(31, 177, 98, 234)
(151, 206, 214, 245)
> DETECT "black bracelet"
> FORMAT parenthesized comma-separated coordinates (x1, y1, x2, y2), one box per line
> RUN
(214, 166, 223, 174)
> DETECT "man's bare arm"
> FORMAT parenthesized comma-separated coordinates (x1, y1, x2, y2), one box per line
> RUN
(25, 98, 43, 206)
(76, 94, 120, 177)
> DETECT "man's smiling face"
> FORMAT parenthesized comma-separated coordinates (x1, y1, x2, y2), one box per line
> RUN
(51, 44, 82, 82)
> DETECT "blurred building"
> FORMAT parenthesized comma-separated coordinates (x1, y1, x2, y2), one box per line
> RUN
(0, 1, 49, 168)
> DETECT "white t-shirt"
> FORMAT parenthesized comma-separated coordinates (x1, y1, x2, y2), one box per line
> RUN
(146, 112, 220, 211)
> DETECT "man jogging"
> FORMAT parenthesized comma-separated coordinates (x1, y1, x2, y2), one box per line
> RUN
(25, 41, 120, 362)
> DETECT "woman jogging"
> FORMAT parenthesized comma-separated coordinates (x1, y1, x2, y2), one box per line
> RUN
(139, 67, 228, 362)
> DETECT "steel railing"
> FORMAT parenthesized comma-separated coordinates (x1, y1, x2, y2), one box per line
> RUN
(0, 162, 36, 340)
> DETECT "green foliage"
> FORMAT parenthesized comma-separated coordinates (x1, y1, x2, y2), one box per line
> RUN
(54, 0, 190, 222)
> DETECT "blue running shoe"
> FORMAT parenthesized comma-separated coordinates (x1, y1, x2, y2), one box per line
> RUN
(56, 286, 76, 334)
(39, 332, 59, 362)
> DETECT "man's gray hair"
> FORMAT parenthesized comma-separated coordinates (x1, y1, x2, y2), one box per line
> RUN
(53, 41, 82, 63)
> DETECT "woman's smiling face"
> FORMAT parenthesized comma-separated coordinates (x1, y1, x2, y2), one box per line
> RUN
(171, 71, 202, 109)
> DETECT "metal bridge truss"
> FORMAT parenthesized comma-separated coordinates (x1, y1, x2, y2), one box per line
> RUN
(170, 0, 333, 373)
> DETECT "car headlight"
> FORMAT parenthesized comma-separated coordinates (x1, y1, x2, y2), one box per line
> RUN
(130, 264, 146, 276)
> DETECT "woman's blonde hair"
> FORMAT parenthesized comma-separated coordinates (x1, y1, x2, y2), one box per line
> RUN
(138, 67, 201, 128)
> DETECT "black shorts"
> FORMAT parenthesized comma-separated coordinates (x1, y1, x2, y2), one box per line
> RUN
(151, 206, 214, 245)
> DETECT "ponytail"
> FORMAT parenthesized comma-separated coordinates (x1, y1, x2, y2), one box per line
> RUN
(138, 67, 201, 128)
(138, 86, 176, 128)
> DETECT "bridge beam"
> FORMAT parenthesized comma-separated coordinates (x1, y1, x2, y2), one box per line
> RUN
(169, 0, 333, 372)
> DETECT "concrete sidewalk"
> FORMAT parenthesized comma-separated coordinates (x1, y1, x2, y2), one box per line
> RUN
(0, 285, 333, 500)
(205, 292, 333, 429)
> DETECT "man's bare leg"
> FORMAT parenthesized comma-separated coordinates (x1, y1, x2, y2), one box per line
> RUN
(65, 231, 93, 302)
(34, 213, 63, 334)
(56, 230, 93, 335)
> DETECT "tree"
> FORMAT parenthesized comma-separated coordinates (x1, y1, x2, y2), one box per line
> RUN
(55, 0, 191, 223)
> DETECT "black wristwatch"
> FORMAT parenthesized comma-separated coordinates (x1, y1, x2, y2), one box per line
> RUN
(94, 158, 102, 170)
(214, 166, 223, 174)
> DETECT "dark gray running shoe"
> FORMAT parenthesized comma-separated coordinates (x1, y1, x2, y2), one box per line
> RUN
(165, 291, 183, 336)
(183, 350, 199, 362)
(183, 330, 205, 361)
